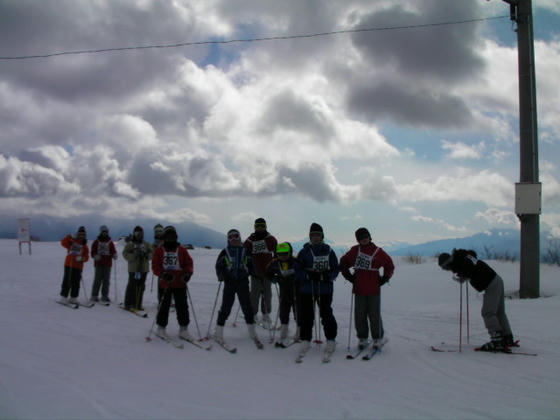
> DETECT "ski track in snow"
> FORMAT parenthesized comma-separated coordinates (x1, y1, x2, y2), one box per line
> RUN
(1, 239, 560, 419)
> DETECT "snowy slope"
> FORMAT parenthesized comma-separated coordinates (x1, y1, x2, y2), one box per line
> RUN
(1, 239, 559, 419)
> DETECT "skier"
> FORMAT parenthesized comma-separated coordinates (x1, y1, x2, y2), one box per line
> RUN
(90, 225, 118, 303)
(215, 229, 262, 347)
(122, 226, 154, 311)
(244, 218, 278, 329)
(295, 223, 339, 357)
(339, 227, 394, 350)
(151, 226, 194, 340)
(58, 226, 90, 304)
(152, 223, 165, 302)
(438, 249, 516, 352)
(265, 242, 300, 347)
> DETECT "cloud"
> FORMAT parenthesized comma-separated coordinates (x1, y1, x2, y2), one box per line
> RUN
(442, 140, 485, 159)
(475, 208, 518, 226)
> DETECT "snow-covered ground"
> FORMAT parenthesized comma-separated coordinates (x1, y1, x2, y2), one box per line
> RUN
(1, 239, 559, 419)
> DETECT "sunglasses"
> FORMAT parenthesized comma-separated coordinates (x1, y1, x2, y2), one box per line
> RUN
(254, 223, 266, 229)
(228, 234, 240, 240)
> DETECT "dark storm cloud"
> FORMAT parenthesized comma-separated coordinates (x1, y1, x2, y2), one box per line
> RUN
(0, 0, 204, 101)
(345, 0, 486, 128)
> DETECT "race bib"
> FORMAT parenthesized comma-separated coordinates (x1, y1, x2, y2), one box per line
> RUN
(163, 251, 179, 271)
(252, 239, 269, 254)
(312, 255, 330, 272)
(354, 247, 380, 272)
(70, 242, 82, 255)
(98, 242, 110, 256)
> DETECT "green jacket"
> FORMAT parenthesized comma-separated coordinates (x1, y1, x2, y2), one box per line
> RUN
(123, 240, 154, 273)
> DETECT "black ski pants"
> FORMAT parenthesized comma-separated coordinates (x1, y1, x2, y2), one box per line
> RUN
(156, 287, 189, 328)
(124, 272, 147, 309)
(60, 266, 82, 298)
(278, 281, 299, 326)
(217, 277, 255, 326)
(299, 292, 337, 342)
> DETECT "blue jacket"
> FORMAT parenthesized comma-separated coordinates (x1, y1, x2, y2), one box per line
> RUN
(215, 246, 250, 282)
(295, 242, 339, 295)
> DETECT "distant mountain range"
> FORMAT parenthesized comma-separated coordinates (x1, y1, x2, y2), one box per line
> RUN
(0, 214, 226, 248)
(2, 215, 557, 261)
(387, 228, 557, 261)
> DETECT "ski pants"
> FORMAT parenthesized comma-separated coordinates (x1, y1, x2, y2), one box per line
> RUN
(299, 292, 337, 342)
(124, 272, 147, 309)
(278, 281, 299, 326)
(91, 265, 111, 299)
(250, 275, 272, 316)
(156, 287, 189, 328)
(481, 275, 512, 337)
(354, 294, 384, 340)
(60, 266, 82, 299)
(217, 278, 255, 326)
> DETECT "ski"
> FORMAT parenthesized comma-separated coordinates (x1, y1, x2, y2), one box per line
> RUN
(295, 347, 310, 363)
(78, 301, 95, 308)
(322, 350, 335, 363)
(179, 336, 212, 351)
(151, 334, 184, 349)
(431, 345, 536, 356)
(56, 300, 79, 309)
(362, 346, 380, 360)
(346, 345, 368, 360)
(253, 338, 264, 349)
(275, 340, 298, 349)
(214, 339, 237, 354)
(119, 305, 148, 318)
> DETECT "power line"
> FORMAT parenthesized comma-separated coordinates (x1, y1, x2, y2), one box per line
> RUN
(0, 15, 509, 61)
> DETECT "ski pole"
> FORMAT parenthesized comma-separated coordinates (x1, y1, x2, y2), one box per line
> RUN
(466, 281, 470, 344)
(146, 283, 170, 342)
(203, 281, 222, 341)
(186, 285, 203, 340)
(114, 260, 118, 303)
(459, 280, 463, 353)
(150, 273, 154, 294)
(347, 292, 354, 354)
(311, 280, 322, 344)
(80, 272, 89, 304)
(232, 304, 241, 327)
(270, 283, 281, 343)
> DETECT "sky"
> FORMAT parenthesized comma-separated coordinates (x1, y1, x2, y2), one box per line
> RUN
(1, 0, 560, 248)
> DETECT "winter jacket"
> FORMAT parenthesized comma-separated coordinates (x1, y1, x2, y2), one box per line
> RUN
(295, 242, 339, 295)
(91, 236, 117, 267)
(152, 242, 193, 289)
(339, 243, 394, 296)
(61, 234, 89, 270)
(244, 231, 277, 277)
(123, 240, 154, 273)
(447, 249, 497, 292)
(265, 256, 297, 287)
(215, 246, 250, 282)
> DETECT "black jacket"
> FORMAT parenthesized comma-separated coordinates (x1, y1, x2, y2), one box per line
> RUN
(448, 249, 497, 292)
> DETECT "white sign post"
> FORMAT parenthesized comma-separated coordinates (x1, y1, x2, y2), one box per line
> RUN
(18, 218, 32, 255)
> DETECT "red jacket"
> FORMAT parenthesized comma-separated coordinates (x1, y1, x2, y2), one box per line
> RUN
(61, 234, 89, 270)
(244, 232, 277, 277)
(152, 244, 194, 289)
(339, 243, 394, 295)
(91, 237, 117, 267)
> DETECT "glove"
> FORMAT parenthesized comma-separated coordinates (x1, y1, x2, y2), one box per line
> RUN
(112, 254, 118, 260)
(346, 273, 356, 284)
(270, 273, 280, 284)
(452, 274, 468, 284)
(75, 255, 83, 262)
(217, 274, 225, 282)
(162, 272, 174, 283)
(94, 255, 101, 261)
(135, 248, 146, 258)
(380, 275, 389, 286)
(182, 272, 192, 283)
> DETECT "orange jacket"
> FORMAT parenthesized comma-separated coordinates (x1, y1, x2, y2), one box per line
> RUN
(61, 234, 90, 270)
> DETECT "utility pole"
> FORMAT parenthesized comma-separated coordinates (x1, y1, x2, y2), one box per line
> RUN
(504, 0, 541, 298)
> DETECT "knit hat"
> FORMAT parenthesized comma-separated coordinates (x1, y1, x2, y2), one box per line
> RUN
(355, 227, 371, 242)
(438, 253, 452, 270)
(134, 226, 143, 232)
(163, 225, 177, 241)
(227, 229, 241, 242)
(154, 223, 164, 232)
(309, 223, 324, 239)
(76, 226, 86, 239)
(99, 225, 109, 234)
(276, 242, 292, 255)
